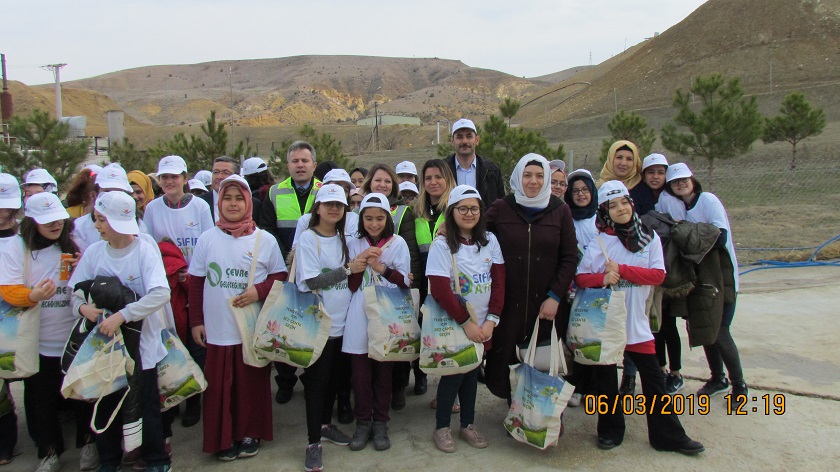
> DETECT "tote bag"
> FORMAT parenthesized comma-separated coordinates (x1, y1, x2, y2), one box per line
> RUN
(516, 320, 572, 376)
(364, 271, 421, 362)
(228, 230, 272, 368)
(157, 310, 207, 411)
(0, 251, 42, 379)
(504, 322, 574, 449)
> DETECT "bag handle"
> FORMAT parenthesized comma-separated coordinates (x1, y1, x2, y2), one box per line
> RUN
(523, 320, 565, 377)
(290, 230, 323, 290)
(596, 236, 617, 291)
(245, 230, 263, 288)
(368, 236, 395, 286)
(90, 329, 131, 434)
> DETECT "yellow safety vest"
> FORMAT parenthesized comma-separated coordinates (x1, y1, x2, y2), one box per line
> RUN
(415, 213, 445, 253)
(270, 177, 322, 229)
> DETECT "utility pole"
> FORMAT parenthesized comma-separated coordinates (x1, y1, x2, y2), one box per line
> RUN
(373, 101, 379, 152)
(41, 63, 66, 119)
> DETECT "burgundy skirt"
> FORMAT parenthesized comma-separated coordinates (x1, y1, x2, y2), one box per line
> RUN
(202, 343, 273, 453)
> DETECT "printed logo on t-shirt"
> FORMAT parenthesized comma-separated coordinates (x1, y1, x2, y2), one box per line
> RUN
(207, 262, 223, 287)
(321, 267, 348, 291)
(186, 221, 199, 230)
(125, 274, 143, 284)
(206, 261, 248, 290)
(457, 270, 492, 295)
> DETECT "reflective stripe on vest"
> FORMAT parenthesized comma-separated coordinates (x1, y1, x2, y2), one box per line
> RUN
(270, 177, 321, 225)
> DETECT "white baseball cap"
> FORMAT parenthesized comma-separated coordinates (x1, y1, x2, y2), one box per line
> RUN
(642, 153, 669, 171)
(220, 173, 251, 192)
(360, 193, 392, 213)
(157, 155, 188, 176)
(241, 157, 268, 176)
(314, 183, 348, 205)
(566, 168, 593, 182)
(549, 160, 566, 173)
(598, 180, 630, 205)
(22, 168, 58, 192)
(194, 170, 213, 187)
(447, 184, 482, 207)
(24, 192, 70, 224)
(95, 163, 133, 192)
(0, 173, 22, 209)
(94, 191, 139, 235)
(665, 163, 693, 183)
(451, 118, 477, 135)
(323, 169, 355, 190)
(188, 179, 208, 192)
(395, 161, 417, 176)
(84, 164, 104, 175)
(399, 181, 419, 195)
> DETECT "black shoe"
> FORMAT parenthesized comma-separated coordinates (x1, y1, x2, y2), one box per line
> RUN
(337, 395, 354, 425)
(677, 439, 706, 455)
(730, 381, 748, 408)
(371, 421, 390, 451)
(697, 376, 730, 397)
(597, 437, 618, 450)
(413, 374, 428, 395)
(181, 396, 201, 428)
(664, 373, 685, 394)
(275, 387, 293, 404)
(349, 421, 372, 451)
(619, 374, 636, 396)
(217, 444, 239, 461)
(391, 387, 406, 410)
(476, 363, 486, 384)
(237, 437, 260, 458)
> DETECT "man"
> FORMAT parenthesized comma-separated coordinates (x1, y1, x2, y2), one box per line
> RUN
(444, 118, 505, 205)
(257, 141, 321, 405)
(199, 156, 239, 221)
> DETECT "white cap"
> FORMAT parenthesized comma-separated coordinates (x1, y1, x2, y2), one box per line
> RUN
(360, 193, 392, 213)
(314, 183, 347, 205)
(395, 161, 417, 176)
(220, 174, 251, 192)
(188, 179, 208, 192)
(323, 169, 355, 190)
(0, 173, 22, 209)
(447, 184, 482, 207)
(665, 163, 693, 182)
(94, 191, 139, 235)
(451, 118, 477, 135)
(598, 180, 630, 205)
(194, 170, 213, 187)
(566, 168, 593, 182)
(241, 157, 268, 176)
(22, 168, 58, 192)
(399, 181, 419, 195)
(549, 160, 566, 173)
(643, 153, 669, 171)
(85, 164, 104, 175)
(157, 155, 188, 176)
(95, 163, 133, 192)
(24, 192, 70, 224)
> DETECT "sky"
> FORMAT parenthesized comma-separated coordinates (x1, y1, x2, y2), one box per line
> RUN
(3, 0, 708, 86)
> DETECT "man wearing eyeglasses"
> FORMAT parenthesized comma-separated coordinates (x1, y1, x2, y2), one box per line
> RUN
(198, 156, 240, 221)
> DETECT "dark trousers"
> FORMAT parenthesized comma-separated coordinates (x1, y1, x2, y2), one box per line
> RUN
(704, 300, 744, 384)
(274, 362, 299, 391)
(350, 355, 393, 422)
(567, 362, 593, 395)
(300, 337, 343, 444)
(655, 314, 682, 371)
(95, 368, 169, 468)
(23, 355, 94, 458)
(435, 367, 479, 430)
(0, 381, 18, 458)
(591, 352, 691, 450)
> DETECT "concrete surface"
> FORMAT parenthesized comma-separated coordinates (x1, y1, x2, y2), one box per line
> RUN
(7, 266, 840, 471)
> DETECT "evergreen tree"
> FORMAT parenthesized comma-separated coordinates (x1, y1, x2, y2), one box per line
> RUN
(762, 92, 826, 170)
(499, 97, 522, 127)
(108, 138, 159, 173)
(269, 124, 356, 181)
(600, 110, 656, 164)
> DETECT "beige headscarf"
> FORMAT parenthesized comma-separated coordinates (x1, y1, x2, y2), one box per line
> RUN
(596, 140, 642, 190)
(127, 170, 154, 211)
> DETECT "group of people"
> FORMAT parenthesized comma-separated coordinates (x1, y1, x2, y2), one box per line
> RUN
(0, 117, 746, 472)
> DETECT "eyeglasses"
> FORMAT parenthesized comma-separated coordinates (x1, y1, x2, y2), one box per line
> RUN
(571, 188, 591, 195)
(212, 170, 234, 176)
(551, 181, 567, 189)
(455, 206, 481, 215)
(670, 178, 690, 186)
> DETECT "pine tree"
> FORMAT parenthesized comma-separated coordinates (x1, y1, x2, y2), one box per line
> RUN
(762, 92, 826, 170)
(499, 97, 521, 127)
(268, 124, 356, 181)
(600, 110, 656, 164)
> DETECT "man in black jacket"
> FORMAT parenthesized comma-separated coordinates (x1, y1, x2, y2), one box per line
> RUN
(445, 118, 505, 206)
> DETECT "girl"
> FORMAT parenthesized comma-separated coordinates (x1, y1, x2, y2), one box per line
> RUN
(664, 163, 746, 401)
(349, 167, 368, 191)
(549, 160, 567, 198)
(64, 168, 97, 218)
(188, 175, 288, 460)
(0, 173, 21, 466)
(127, 170, 154, 219)
(296, 184, 361, 472)
(395, 161, 418, 185)
(20, 168, 58, 205)
(575, 180, 704, 455)
(426, 185, 505, 453)
(0, 192, 96, 472)
(344, 193, 411, 452)
(69, 191, 172, 472)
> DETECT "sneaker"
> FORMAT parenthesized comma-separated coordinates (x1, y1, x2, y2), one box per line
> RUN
(371, 422, 390, 451)
(597, 437, 618, 450)
(458, 424, 488, 449)
(145, 465, 171, 472)
(238, 438, 260, 458)
(697, 376, 730, 397)
(123, 449, 141, 466)
(349, 421, 372, 451)
(0, 451, 12, 466)
(320, 424, 350, 446)
(132, 459, 147, 471)
(433, 427, 456, 453)
(80, 443, 100, 471)
(567, 393, 582, 407)
(731, 381, 748, 408)
(304, 443, 322, 472)
(35, 454, 59, 472)
(677, 439, 706, 455)
(391, 387, 406, 410)
(275, 387, 293, 404)
(619, 374, 636, 396)
(217, 444, 239, 461)
(664, 373, 685, 394)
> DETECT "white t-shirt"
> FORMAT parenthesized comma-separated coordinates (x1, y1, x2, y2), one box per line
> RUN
(143, 196, 213, 265)
(685, 192, 739, 292)
(573, 215, 598, 258)
(68, 238, 169, 369)
(292, 212, 359, 249)
(296, 230, 352, 338)
(656, 192, 687, 221)
(0, 238, 73, 357)
(425, 233, 504, 325)
(72, 214, 156, 255)
(189, 228, 286, 345)
(576, 233, 664, 345)
(342, 236, 411, 354)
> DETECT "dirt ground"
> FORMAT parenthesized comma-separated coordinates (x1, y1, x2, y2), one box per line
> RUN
(7, 266, 840, 471)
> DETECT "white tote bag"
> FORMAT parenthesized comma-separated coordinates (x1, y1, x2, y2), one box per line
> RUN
(157, 310, 208, 411)
(0, 251, 42, 379)
(228, 230, 272, 368)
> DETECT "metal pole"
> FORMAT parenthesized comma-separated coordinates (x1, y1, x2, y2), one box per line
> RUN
(374, 102, 379, 152)
(436, 121, 440, 144)
(42, 63, 67, 119)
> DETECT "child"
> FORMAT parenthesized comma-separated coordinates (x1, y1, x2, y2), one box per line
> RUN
(425, 185, 505, 453)
(188, 175, 288, 460)
(69, 191, 172, 472)
(0, 173, 20, 466)
(395, 161, 418, 185)
(575, 180, 704, 455)
(344, 193, 411, 451)
(398, 181, 419, 204)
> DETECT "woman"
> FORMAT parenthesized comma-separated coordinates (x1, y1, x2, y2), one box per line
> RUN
(484, 154, 578, 401)
(549, 160, 567, 199)
(127, 170, 155, 219)
(664, 163, 746, 401)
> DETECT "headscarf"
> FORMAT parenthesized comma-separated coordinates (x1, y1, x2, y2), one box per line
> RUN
(596, 140, 642, 190)
(565, 171, 598, 221)
(216, 178, 255, 238)
(595, 195, 653, 254)
(127, 170, 154, 211)
(510, 153, 552, 210)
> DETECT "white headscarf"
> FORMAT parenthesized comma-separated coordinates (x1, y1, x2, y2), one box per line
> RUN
(510, 153, 552, 210)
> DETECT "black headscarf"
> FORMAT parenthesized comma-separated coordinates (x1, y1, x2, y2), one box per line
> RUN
(595, 196, 654, 254)
(565, 173, 598, 221)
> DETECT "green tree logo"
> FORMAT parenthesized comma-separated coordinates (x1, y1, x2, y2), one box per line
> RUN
(207, 262, 223, 287)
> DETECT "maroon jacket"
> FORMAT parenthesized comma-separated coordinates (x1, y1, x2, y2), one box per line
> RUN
(484, 194, 578, 399)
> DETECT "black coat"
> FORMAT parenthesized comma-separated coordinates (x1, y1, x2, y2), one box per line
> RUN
(445, 154, 505, 206)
